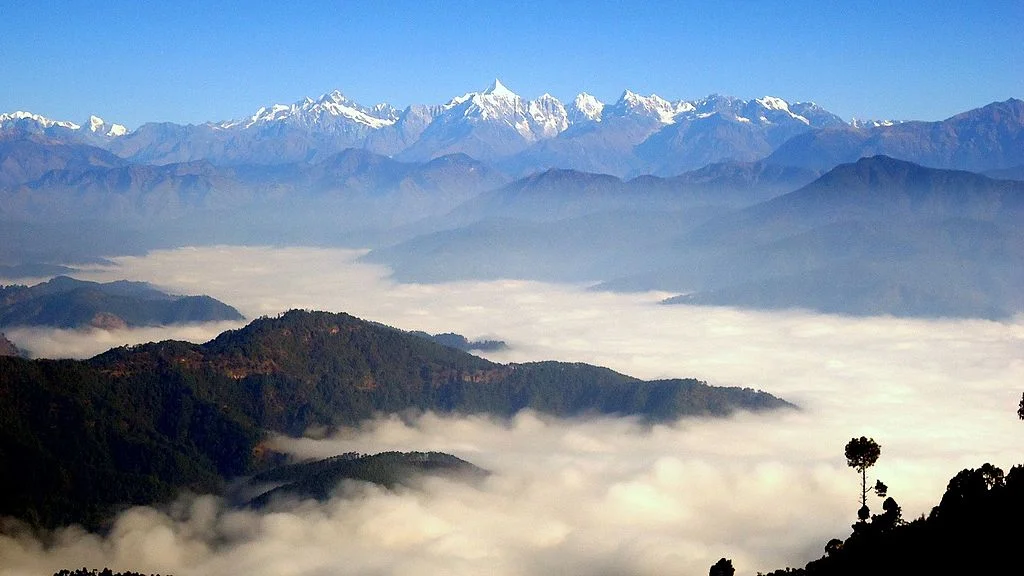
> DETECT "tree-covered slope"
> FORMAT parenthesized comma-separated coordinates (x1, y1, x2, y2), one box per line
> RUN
(0, 309, 792, 528)
(246, 451, 489, 506)
(761, 463, 1024, 576)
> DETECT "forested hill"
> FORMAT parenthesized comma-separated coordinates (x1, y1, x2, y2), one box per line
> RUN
(245, 451, 489, 507)
(0, 309, 792, 528)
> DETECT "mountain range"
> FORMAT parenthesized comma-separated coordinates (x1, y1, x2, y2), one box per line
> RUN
(12, 82, 1018, 179)
(371, 156, 1024, 319)
(2, 88, 1022, 319)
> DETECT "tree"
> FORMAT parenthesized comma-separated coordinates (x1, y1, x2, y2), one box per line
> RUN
(710, 558, 735, 576)
(1017, 392, 1024, 420)
(874, 479, 888, 498)
(845, 436, 881, 519)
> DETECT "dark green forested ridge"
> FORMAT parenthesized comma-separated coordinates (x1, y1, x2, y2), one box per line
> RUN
(0, 309, 791, 528)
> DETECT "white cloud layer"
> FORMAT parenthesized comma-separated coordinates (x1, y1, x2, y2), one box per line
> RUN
(2, 246, 1022, 576)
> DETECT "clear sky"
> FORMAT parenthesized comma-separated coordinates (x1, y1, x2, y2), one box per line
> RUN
(2, 0, 1021, 128)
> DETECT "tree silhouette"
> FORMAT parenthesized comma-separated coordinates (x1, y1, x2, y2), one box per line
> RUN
(709, 558, 735, 576)
(845, 436, 881, 519)
(874, 479, 888, 498)
(1017, 392, 1024, 420)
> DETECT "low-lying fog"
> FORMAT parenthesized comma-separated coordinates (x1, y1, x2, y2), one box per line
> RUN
(3, 246, 1022, 576)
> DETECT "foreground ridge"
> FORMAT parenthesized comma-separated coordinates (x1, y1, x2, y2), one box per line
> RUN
(0, 309, 792, 528)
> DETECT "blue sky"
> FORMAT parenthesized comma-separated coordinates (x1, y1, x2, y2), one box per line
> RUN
(2, 0, 1021, 128)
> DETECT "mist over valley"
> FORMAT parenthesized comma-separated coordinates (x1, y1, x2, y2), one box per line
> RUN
(2, 4, 1023, 573)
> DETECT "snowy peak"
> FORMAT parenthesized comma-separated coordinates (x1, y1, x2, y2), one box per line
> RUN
(241, 89, 398, 130)
(666, 94, 840, 127)
(87, 115, 128, 137)
(442, 80, 535, 139)
(482, 79, 517, 99)
(0, 111, 80, 131)
(674, 101, 696, 115)
(320, 89, 349, 104)
(850, 118, 900, 129)
(751, 96, 809, 125)
(569, 93, 605, 123)
(528, 93, 569, 138)
(756, 96, 791, 112)
(610, 90, 677, 124)
(0, 111, 128, 137)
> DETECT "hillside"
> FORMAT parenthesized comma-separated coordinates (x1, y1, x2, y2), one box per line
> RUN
(245, 451, 489, 506)
(0, 332, 20, 356)
(759, 463, 1024, 576)
(0, 309, 792, 528)
(0, 276, 244, 329)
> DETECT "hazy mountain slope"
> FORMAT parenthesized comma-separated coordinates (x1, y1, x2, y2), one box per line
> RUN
(632, 160, 820, 206)
(0, 148, 509, 257)
(365, 208, 728, 284)
(0, 136, 127, 187)
(764, 127, 873, 172)
(0, 310, 791, 528)
(503, 113, 665, 177)
(984, 164, 1024, 181)
(767, 98, 1024, 172)
(364, 163, 814, 283)
(641, 156, 1024, 318)
(0, 276, 245, 329)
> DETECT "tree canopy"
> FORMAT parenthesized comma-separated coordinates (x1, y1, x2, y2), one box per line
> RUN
(844, 436, 882, 519)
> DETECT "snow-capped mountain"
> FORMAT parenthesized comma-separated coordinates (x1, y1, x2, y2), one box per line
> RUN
(397, 80, 575, 162)
(528, 94, 569, 138)
(849, 118, 902, 129)
(627, 94, 849, 175)
(230, 89, 399, 131)
(2, 82, 868, 173)
(105, 89, 403, 165)
(0, 111, 81, 131)
(567, 93, 604, 123)
(88, 115, 128, 137)
(604, 90, 680, 124)
(0, 111, 129, 142)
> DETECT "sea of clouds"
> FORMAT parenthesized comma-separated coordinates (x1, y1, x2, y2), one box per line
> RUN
(2, 246, 1022, 576)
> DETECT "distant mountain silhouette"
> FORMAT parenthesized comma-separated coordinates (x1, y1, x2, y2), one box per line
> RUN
(644, 156, 1024, 318)
(0, 135, 126, 188)
(767, 98, 1024, 172)
(0, 276, 244, 329)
